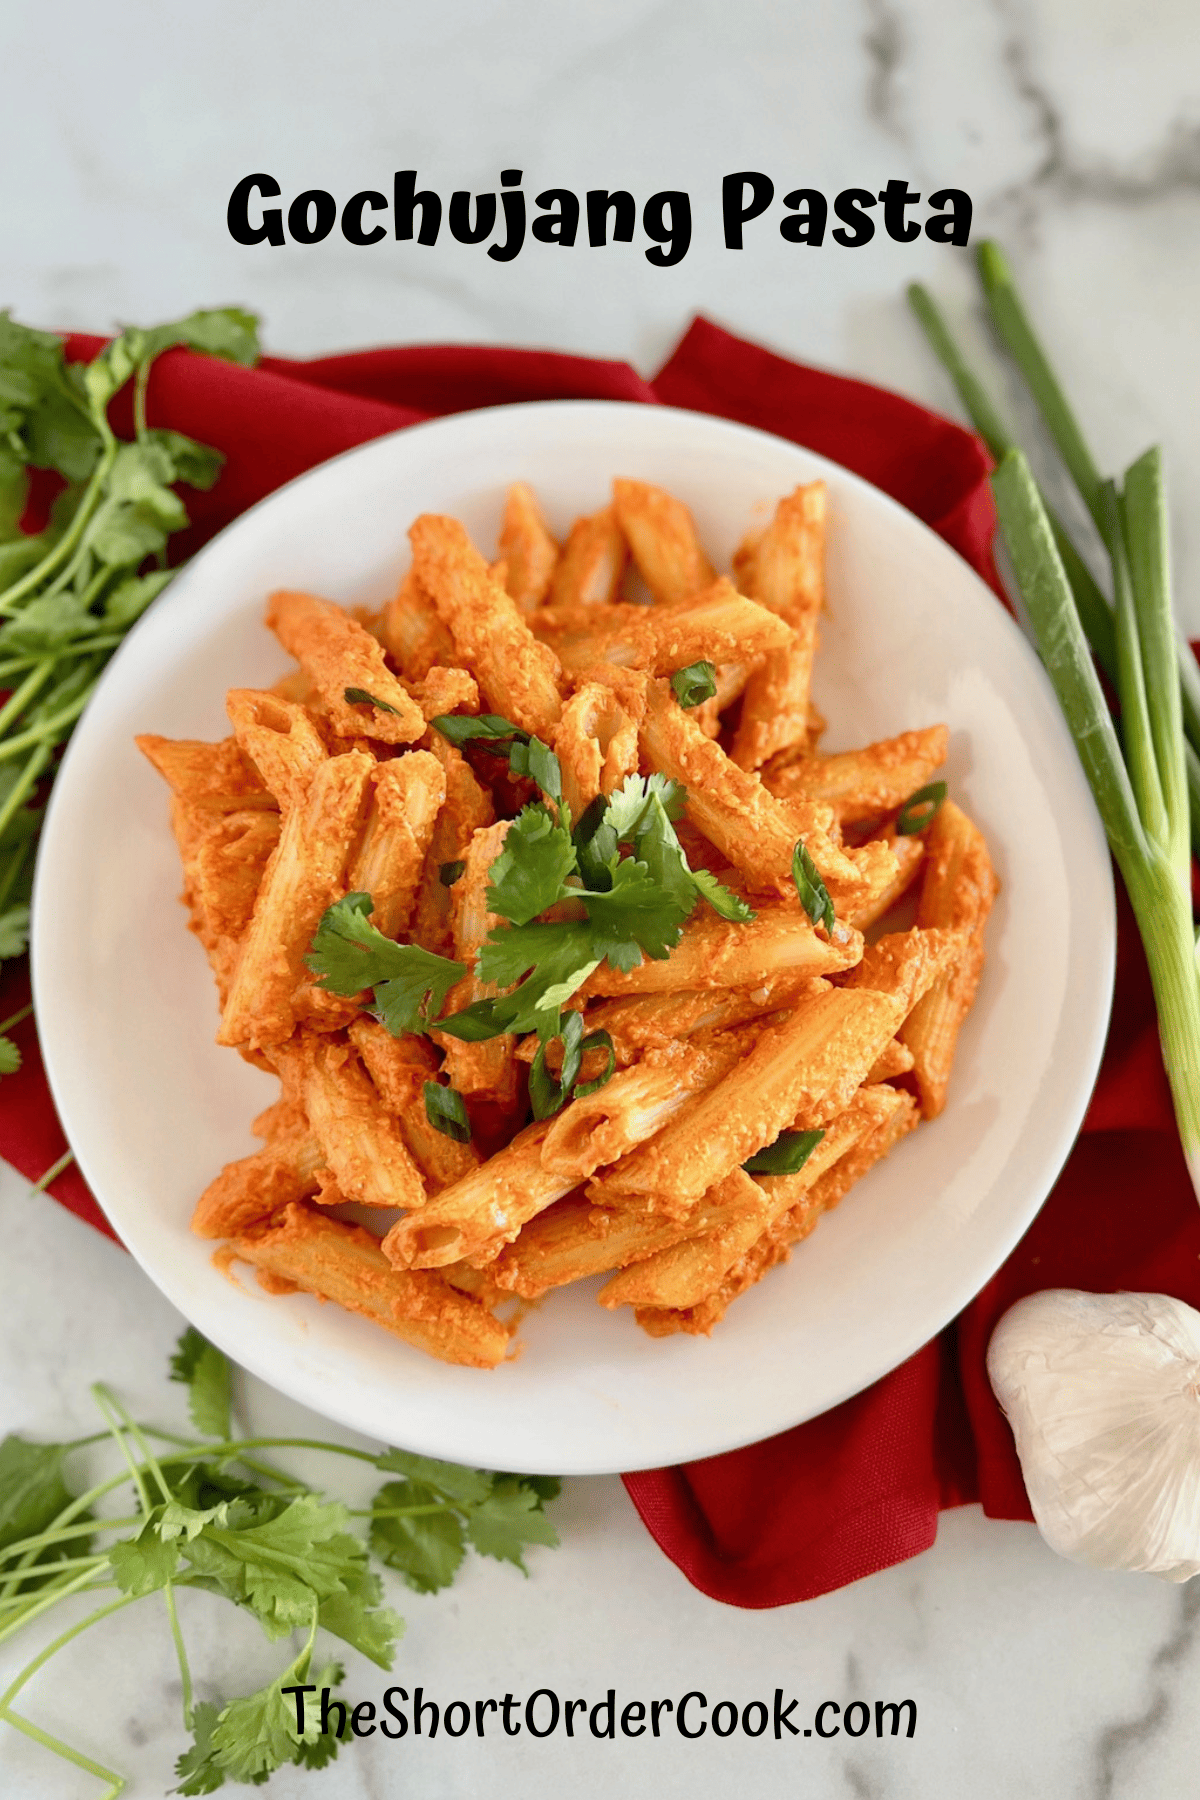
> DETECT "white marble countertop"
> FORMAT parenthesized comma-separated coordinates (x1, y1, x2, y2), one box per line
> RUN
(3, 0, 1200, 1792)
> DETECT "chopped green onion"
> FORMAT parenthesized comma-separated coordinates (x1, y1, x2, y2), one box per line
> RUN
(344, 686, 402, 715)
(743, 1129, 825, 1176)
(896, 781, 947, 836)
(792, 840, 835, 933)
(422, 1081, 471, 1143)
(439, 860, 466, 887)
(670, 661, 718, 709)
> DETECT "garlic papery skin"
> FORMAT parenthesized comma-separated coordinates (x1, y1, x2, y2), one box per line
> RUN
(987, 1289, 1200, 1581)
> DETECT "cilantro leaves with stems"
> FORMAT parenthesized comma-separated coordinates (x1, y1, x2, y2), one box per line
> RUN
(307, 770, 754, 1052)
(0, 308, 260, 988)
(670, 660, 718, 708)
(0, 1326, 562, 1795)
(792, 839, 836, 933)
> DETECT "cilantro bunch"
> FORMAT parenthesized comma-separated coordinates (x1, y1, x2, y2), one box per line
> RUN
(307, 716, 756, 1114)
(0, 1327, 559, 1796)
(0, 308, 260, 1072)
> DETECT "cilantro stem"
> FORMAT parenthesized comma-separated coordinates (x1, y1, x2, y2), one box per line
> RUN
(133, 361, 151, 441)
(29, 1149, 74, 1194)
(0, 445, 116, 616)
(0, 684, 98, 762)
(0, 1591, 141, 1800)
(0, 1517, 140, 1564)
(0, 837, 31, 917)
(0, 1001, 33, 1036)
(90, 1385, 154, 1514)
(0, 660, 56, 738)
(0, 1564, 117, 1646)
(0, 743, 51, 842)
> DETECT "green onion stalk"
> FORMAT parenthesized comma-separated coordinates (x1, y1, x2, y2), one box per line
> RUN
(908, 245, 1200, 1197)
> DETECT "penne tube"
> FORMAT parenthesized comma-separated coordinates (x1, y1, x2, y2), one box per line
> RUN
(592, 983, 909, 1206)
(266, 590, 426, 743)
(410, 734, 495, 957)
(137, 732, 276, 816)
(581, 904, 860, 998)
(634, 1089, 920, 1337)
(604, 1088, 901, 1312)
(597, 1167, 770, 1311)
(192, 1107, 324, 1239)
(403, 665, 479, 720)
(865, 1037, 916, 1083)
(497, 482, 559, 611)
(219, 751, 374, 1050)
(409, 513, 563, 737)
(640, 677, 895, 903)
(437, 820, 518, 1103)
(381, 568, 461, 679)
(382, 1121, 577, 1270)
(842, 924, 970, 1014)
(288, 1033, 428, 1212)
(533, 581, 790, 678)
(539, 1029, 759, 1182)
(612, 478, 715, 604)
(348, 751, 446, 939)
(489, 1195, 711, 1300)
(349, 1018, 481, 1191)
(228, 1203, 511, 1368)
(730, 483, 826, 771)
(844, 833, 924, 930)
(900, 801, 999, 1117)
(552, 682, 639, 818)
(224, 690, 328, 809)
(548, 505, 627, 606)
(761, 725, 949, 823)
(577, 979, 821, 1065)
(174, 807, 281, 1006)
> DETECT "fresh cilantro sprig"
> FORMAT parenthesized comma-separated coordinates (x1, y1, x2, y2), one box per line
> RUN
(0, 308, 260, 1018)
(305, 892, 466, 1034)
(0, 1328, 561, 1795)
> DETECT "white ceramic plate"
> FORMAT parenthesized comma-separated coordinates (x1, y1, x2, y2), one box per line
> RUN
(32, 401, 1114, 1475)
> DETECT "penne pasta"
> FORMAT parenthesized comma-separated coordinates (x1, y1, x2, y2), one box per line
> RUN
(761, 725, 949, 823)
(497, 482, 559, 611)
(612, 478, 715, 603)
(348, 750, 446, 939)
(229, 1203, 511, 1368)
(730, 483, 826, 771)
(548, 505, 627, 606)
(409, 513, 564, 736)
(900, 801, 999, 1117)
(266, 590, 426, 743)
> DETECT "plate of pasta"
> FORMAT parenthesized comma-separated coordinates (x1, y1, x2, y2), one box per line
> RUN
(32, 400, 1114, 1474)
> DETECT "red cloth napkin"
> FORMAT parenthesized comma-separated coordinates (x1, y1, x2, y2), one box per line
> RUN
(7, 316, 1195, 1607)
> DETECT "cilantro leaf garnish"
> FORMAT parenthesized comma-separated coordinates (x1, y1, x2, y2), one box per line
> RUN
(368, 1453, 559, 1591)
(305, 892, 465, 1034)
(168, 1326, 232, 1440)
(423, 1080, 471, 1142)
(896, 779, 948, 835)
(792, 840, 836, 933)
(343, 686, 402, 716)
(485, 804, 577, 926)
(743, 1128, 826, 1176)
(670, 660, 718, 708)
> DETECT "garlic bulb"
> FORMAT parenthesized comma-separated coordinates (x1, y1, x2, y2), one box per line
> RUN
(987, 1289, 1200, 1581)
